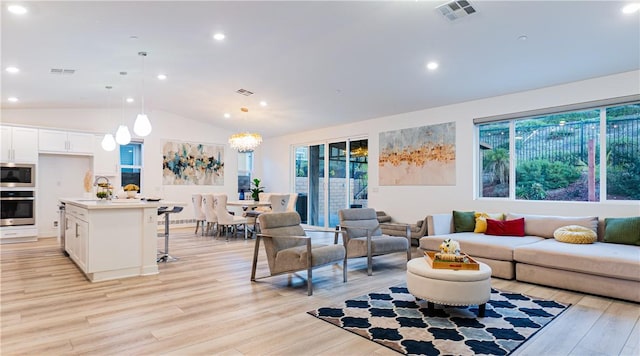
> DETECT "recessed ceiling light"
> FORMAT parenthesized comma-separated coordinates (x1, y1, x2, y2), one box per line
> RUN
(126, 97, 134, 103)
(224, 113, 231, 119)
(157, 74, 167, 80)
(517, 35, 528, 41)
(426, 61, 439, 70)
(260, 101, 268, 107)
(5, 66, 19, 73)
(7, 5, 27, 15)
(622, 3, 640, 14)
(8, 97, 19, 102)
(213, 33, 226, 41)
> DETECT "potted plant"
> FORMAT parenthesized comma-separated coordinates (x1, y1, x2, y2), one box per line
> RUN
(123, 184, 140, 198)
(250, 178, 265, 201)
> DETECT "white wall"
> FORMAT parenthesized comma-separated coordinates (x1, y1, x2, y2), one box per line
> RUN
(1, 108, 241, 236)
(258, 70, 640, 223)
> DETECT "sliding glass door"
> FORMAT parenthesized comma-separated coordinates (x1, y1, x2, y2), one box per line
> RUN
(294, 138, 368, 228)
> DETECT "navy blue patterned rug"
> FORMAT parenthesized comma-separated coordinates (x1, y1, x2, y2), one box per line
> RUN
(308, 286, 569, 355)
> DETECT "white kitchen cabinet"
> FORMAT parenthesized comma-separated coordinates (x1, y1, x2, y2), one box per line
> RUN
(0, 126, 39, 163)
(65, 204, 88, 271)
(39, 129, 93, 155)
(92, 135, 120, 176)
(60, 199, 163, 282)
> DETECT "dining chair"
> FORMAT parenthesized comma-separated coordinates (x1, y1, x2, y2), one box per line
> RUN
(202, 194, 218, 236)
(191, 194, 206, 235)
(213, 193, 248, 239)
(251, 211, 346, 295)
(268, 194, 290, 213)
(286, 193, 298, 212)
(337, 208, 411, 276)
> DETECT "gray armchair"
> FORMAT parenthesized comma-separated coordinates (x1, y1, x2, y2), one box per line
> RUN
(337, 208, 412, 276)
(251, 212, 346, 295)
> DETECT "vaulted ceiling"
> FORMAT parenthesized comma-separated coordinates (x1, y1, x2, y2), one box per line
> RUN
(2, 1, 639, 137)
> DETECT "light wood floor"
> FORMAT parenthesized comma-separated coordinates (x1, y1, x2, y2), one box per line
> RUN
(1, 228, 639, 355)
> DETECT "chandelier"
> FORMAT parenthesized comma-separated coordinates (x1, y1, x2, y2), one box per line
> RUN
(228, 107, 262, 152)
(229, 132, 263, 152)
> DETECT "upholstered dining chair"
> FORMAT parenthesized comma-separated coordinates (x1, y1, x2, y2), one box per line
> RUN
(286, 193, 298, 212)
(201, 194, 218, 236)
(191, 194, 206, 235)
(268, 194, 290, 213)
(251, 212, 346, 295)
(213, 193, 248, 239)
(337, 208, 411, 276)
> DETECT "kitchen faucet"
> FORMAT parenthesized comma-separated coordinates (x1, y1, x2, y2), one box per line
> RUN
(94, 176, 112, 200)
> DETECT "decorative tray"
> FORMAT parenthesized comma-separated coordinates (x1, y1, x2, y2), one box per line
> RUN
(424, 251, 480, 271)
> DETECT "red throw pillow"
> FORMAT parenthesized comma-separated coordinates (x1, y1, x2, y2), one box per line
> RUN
(485, 218, 525, 237)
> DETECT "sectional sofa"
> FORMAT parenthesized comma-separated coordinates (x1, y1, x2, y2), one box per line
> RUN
(418, 212, 640, 302)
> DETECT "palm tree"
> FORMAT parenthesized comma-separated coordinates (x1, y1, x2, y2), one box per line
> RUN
(486, 148, 509, 184)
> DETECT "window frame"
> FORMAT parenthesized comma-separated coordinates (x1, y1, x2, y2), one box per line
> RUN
(475, 95, 640, 203)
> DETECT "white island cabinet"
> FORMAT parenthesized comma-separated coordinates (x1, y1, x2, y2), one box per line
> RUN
(60, 198, 173, 282)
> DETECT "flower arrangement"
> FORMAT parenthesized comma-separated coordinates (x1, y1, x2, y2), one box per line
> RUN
(123, 184, 139, 192)
(439, 238, 460, 255)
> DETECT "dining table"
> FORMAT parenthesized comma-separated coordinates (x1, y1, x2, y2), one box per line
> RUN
(226, 200, 271, 211)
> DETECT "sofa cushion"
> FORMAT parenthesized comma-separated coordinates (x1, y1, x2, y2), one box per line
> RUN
(485, 218, 525, 237)
(554, 225, 597, 244)
(474, 212, 505, 233)
(507, 213, 598, 239)
(420, 233, 544, 261)
(604, 217, 640, 246)
(514, 238, 640, 281)
(453, 210, 475, 232)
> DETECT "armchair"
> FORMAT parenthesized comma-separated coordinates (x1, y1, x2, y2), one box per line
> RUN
(251, 212, 346, 295)
(337, 208, 411, 276)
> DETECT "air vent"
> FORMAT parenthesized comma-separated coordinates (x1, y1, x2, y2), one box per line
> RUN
(236, 88, 254, 96)
(436, 0, 477, 21)
(50, 68, 76, 75)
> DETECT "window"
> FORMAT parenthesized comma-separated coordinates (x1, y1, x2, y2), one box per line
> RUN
(476, 100, 639, 202)
(120, 142, 143, 192)
(237, 151, 253, 197)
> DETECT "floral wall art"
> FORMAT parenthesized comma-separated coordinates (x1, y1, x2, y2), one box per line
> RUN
(162, 141, 224, 185)
(379, 122, 456, 185)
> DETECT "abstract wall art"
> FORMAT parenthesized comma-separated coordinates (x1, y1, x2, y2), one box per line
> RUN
(162, 141, 224, 185)
(379, 122, 456, 185)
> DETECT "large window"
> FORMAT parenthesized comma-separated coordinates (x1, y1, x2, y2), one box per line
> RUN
(477, 101, 639, 202)
(120, 142, 143, 193)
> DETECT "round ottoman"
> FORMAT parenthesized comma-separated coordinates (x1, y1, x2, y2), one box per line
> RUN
(406, 257, 492, 316)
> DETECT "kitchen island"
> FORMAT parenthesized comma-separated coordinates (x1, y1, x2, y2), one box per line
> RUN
(60, 198, 182, 282)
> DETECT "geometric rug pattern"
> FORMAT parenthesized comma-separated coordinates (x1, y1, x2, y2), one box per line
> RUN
(308, 285, 570, 355)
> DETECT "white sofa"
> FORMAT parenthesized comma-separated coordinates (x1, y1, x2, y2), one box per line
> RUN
(419, 213, 640, 302)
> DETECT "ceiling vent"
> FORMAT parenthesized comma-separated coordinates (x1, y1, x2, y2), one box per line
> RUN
(50, 68, 75, 75)
(436, 0, 477, 21)
(236, 88, 254, 96)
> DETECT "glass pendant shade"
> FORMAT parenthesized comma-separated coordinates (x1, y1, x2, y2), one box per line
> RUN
(228, 132, 263, 152)
(115, 125, 131, 145)
(101, 133, 116, 151)
(133, 113, 152, 136)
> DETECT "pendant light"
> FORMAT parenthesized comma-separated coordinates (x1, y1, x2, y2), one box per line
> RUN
(133, 51, 152, 137)
(115, 94, 131, 145)
(101, 86, 117, 151)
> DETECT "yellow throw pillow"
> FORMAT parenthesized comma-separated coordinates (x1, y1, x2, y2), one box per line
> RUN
(554, 225, 597, 244)
(474, 212, 505, 233)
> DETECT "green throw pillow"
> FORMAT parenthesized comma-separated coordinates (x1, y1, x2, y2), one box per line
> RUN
(604, 217, 640, 246)
(453, 210, 476, 232)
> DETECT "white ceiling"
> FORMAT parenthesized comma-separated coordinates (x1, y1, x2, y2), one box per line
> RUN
(2, 1, 639, 138)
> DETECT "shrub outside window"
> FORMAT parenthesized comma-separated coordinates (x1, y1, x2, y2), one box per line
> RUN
(477, 102, 639, 202)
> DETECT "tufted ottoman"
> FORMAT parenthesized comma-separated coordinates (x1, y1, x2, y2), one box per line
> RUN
(406, 258, 492, 316)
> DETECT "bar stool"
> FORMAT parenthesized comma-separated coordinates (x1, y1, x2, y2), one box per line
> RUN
(157, 206, 184, 262)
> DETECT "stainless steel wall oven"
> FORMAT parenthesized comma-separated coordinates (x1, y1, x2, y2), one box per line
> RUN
(0, 190, 35, 226)
(1, 163, 36, 188)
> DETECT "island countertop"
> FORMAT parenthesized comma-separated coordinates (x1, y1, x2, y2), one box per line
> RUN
(60, 198, 184, 210)
(59, 198, 185, 282)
